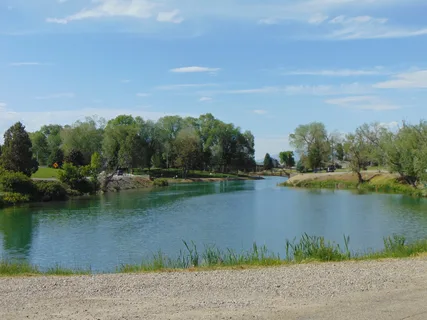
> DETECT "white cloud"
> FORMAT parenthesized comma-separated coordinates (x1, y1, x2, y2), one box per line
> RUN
(222, 83, 371, 96)
(155, 83, 218, 90)
(374, 70, 427, 89)
(157, 10, 184, 24)
(284, 68, 385, 77)
(170, 66, 220, 73)
(199, 97, 212, 102)
(379, 121, 400, 130)
(121, 79, 131, 83)
(308, 13, 329, 24)
(325, 95, 400, 110)
(47, 0, 159, 24)
(0, 102, 6, 108)
(324, 15, 427, 40)
(253, 109, 268, 115)
(258, 18, 278, 25)
(136, 93, 150, 97)
(58, 0, 68, 3)
(9, 62, 44, 67)
(34, 92, 75, 100)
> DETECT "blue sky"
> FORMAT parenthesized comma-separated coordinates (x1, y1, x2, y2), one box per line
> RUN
(1, 0, 427, 158)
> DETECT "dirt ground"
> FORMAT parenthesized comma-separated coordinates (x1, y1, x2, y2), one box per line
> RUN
(1, 257, 427, 320)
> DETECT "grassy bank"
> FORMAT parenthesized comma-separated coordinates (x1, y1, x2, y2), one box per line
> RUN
(282, 172, 425, 197)
(31, 167, 61, 179)
(2, 234, 427, 277)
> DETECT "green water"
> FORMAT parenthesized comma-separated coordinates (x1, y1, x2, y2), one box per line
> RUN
(1, 177, 427, 272)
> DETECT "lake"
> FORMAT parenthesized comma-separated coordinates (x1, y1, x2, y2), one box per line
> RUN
(1, 177, 427, 272)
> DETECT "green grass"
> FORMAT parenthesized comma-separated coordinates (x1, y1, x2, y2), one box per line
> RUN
(31, 167, 61, 179)
(3, 234, 427, 277)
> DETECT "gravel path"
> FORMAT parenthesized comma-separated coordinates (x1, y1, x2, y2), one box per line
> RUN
(1, 258, 427, 320)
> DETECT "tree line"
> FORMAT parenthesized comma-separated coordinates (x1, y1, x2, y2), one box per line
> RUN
(289, 121, 427, 187)
(0, 113, 256, 179)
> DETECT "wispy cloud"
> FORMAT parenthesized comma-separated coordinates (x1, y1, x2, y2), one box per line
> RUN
(308, 13, 329, 25)
(221, 83, 371, 96)
(253, 109, 268, 115)
(199, 97, 212, 102)
(136, 93, 150, 97)
(283, 68, 386, 77)
(0, 102, 6, 108)
(374, 70, 427, 89)
(9, 62, 45, 67)
(157, 10, 184, 24)
(170, 66, 221, 73)
(325, 95, 400, 110)
(156, 83, 218, 90)
(34, 92, 75, 100)
(47, 0, 159, 24)
(121, 79, 131, 83)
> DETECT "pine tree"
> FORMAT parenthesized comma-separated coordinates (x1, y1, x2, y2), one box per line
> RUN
(0, 122, 38, 176)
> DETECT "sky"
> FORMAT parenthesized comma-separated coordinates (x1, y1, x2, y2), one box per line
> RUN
(1, 0, 427, 159)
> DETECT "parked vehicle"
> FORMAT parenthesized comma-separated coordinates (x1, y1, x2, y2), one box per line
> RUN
(327, 165, 336, 173)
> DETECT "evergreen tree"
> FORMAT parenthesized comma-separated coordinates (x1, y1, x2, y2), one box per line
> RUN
(263, 153, 273, 170)
(0, 122, 38, 176)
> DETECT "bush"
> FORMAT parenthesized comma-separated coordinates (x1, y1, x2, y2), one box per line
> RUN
(0, 192, 30, 206)
(58, 163, 93, 194)
(0, 171, 35, 195)
(33, 180, 68, 202)
(153, 178, 169, 187)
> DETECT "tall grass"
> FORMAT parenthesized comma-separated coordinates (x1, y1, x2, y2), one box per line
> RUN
(3, 234, 427, 276)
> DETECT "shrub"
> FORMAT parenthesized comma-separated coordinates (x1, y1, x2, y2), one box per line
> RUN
(58, 163, 93, 194)
(0, 171, 36, 195)
(153, 178, 169, 187)
(33, 180, 68, 202)
(0, 192, 30, 205)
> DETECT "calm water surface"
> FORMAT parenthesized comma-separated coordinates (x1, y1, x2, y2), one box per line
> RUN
(1, 177, 427, 271)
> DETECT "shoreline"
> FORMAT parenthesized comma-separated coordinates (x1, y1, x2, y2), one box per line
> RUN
(282, 171, 425, 197)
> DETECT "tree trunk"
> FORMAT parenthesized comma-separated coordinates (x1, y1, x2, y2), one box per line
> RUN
(356, 171, 364, 184)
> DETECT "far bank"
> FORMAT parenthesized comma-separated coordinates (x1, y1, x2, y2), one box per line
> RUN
(282, 171, 426, 197)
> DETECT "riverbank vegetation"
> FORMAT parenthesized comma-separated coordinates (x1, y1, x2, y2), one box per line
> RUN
(1, 234, 427, 276)
(285, 121, 427, 194)
(0, 113, 256, 207)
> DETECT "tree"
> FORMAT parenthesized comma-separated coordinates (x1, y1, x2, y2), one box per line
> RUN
(344, 130, 372, 184)
(64, 149, 85, 167)
(60, 117, 104, 165)
(29, 131, 49, 165)
(289, 122, 329, 170)
(0, 122, 38, 176)
(279, 151, 295, 168)
(174, 128, 201, 178)
(48, 148, 64, 168)
(296, 159, 306, 173)
(263, 153, 273, 170)
(336, 143, 345, 161)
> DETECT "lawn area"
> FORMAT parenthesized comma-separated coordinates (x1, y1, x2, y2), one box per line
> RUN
(31, 167, 61, 179)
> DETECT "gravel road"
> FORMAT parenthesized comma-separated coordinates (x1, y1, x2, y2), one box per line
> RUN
(1, 258, 427, 320)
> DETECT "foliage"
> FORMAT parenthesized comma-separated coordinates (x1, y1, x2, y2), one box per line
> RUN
(58, 162, 92, 194)
(64, 149, 86, 167)
(279, 151, 295, 168)
(48, 148, 64, 168)
(344, 129, 372, 183)
(60, 117, 105, 164)
(33, 180, 68, 202)
(174, 128, 201, 178)
(0, 192, 30, 206)
(0, 122, 38, 176)
(29, 131, 49, 165)
(263, 153, 273, 170)
(289, 122, 330, 170)
(153, 178, 169, 187)
(335, 143, 345, 161)
(296, 160, 306, 173)
(0, 171, 35, 195)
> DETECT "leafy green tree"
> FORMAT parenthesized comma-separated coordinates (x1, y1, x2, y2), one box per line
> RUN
(336, 143, 345, 161)
(58, 163, 92, 194)
(279, 151, 295, 168)
(290, 122, 329, 170)
(60, 117, 104, 165)
(174, 128, 201, 178)
(0, 122, 38, 176)
(48, 148, 64, 168)
(263, 153, 273, 170)
(64, 149, 85, 167)
(29, 131, 49, 165)
(344, 131, 372, 184)
(296, 159, 306, 173)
